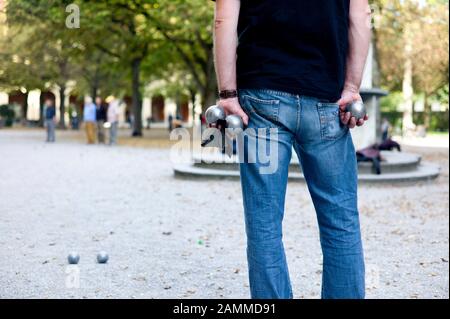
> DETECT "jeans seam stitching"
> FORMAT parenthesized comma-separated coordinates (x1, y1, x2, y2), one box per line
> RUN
(242, 94, 280, 105)
(273, 104, 280, 122)
(251, 89, 297, 98)
(296, 96, 302, 139)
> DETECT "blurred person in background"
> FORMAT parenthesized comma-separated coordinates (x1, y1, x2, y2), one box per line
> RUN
(83, 97, 97, 144)
(381, 117, 391, 142)
(146, 116, 153, 130)
(168, 113, 173, 131)
(43, 99, 56, 143)
(107, 96, 120, 146)
(95, 97, 108, 144)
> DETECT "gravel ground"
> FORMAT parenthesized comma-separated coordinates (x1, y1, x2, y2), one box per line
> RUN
(0, 129, 448, 299)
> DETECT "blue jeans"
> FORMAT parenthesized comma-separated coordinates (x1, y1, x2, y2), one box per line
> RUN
(45, 119, 55, 142)
(238, 89, 365, 299)
(109, 122, 118, 145)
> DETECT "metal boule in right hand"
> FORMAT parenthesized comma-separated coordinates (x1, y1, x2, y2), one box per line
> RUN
(345, 100, 367, 120)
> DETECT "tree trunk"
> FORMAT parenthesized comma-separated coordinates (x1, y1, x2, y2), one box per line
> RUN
(189, 88, 197, 124)
(59, 85, 66, 129)
(202, 90, 217, 112)
(21, 91, 29, 124)
(201, 63, 218, 112)
(201, 50, 218, 112)
(91, 86, 98, 101)
(91, 71, 100, 99)
(175, 92, 181, 118)
(402, 23, 415, 133)
(371, 32, 381, 88)
(39, 94, 44, 127)
(423, 92, 431, 130)
(131, 58, 143, 137)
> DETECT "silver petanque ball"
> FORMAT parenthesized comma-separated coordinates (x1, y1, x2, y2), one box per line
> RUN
(225, 115, 244, 138)
(96, 251, 109, 264)
(225, 114, 244, 130)
(205, 105, 226, 124)
(67, 252, 80, 264)
(345, 100, 367, 120)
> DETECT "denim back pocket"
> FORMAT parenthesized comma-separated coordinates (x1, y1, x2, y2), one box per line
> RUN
(317, 102, 348, 140)
(242, 94, 280, 126)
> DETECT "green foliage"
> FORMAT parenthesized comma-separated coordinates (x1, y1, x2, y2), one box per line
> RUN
(373, 0, 449, 94)
(381, 111, 404, 131)
(1, 0, 75, 90)
(1, 0, 448, 122)
(381, 87, 449, 132)
(382, 110, 449, 132)
(380, 91, 404, 112)
(413, 111, 449, 132)
(1, 0, 216, 99)
(434, 83, 449, 107)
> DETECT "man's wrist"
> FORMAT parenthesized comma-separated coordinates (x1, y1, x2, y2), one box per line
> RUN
(219, 89, 238, 100)
(343, 82, 360, 93)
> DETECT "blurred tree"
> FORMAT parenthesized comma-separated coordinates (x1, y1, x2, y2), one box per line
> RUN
(0, 43, 47, 123)
(150, 0, 216, 109)
(3, 0, 446, 134)
(373, 0, 449, 132)
(3, 0, 81, 128)
(413, 4, 449, 129)
(77, 0, 216, 135)
(2, 0, 216, 133)
(0, 5, 49, 123)
(73, 0, 158, 136)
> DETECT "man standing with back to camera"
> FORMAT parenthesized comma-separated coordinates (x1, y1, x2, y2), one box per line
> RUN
(212, 0, 371, 299)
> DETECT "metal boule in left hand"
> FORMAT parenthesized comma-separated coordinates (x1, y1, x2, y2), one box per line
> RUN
(345, 100, 367, 120)
(225, 114, 244, 140)
(225, 114, 244, 130)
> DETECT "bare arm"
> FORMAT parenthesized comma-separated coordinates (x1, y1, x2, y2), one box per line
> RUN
(213, 0, 248, 125)
(214, 0, 239, 92)
(338, 0, 372, 128)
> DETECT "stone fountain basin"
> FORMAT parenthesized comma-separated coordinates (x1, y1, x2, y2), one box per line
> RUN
(174, 150, 440, 183)
(192, 151, 420, 174)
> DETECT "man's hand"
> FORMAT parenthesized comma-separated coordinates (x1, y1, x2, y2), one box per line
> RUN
(218, 97, 249, 126)
(337, 87, 368, 129)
